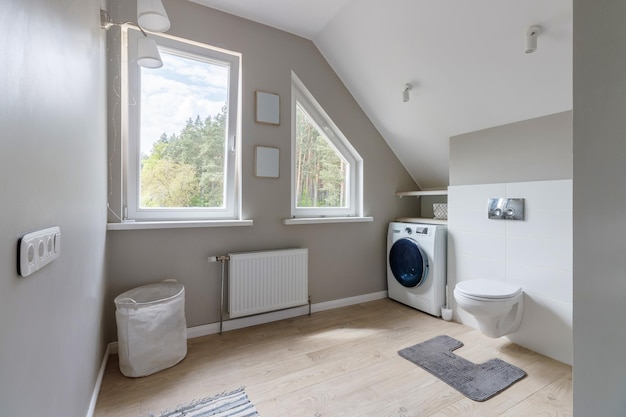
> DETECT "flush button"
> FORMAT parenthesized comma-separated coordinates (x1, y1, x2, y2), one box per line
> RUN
(504, 199, 524, 220)
(488, 198, 525, 221)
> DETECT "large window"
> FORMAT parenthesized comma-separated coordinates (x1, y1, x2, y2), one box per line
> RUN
(123, 28, 240, 221)
(291, 72, 363, 218)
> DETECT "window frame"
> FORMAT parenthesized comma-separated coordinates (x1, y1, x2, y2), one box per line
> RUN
(290, 72, 363, 218)
(122, 27, 241, 221)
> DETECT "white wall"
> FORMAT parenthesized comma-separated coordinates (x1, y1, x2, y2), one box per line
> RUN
(573, 1, 626, 415)
(448, 180, 572, 364)
(0, 0, 108, 416)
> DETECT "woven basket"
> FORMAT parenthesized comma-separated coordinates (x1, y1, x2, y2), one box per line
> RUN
(433, 203, 448, 220)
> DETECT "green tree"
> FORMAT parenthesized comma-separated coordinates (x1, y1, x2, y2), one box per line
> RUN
(141, 159, 199, 207)
(140, 106, 227, 208)
(295, 104, 346, 208)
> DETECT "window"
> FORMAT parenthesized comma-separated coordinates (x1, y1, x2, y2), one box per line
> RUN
(291, 72, 363, 218)
(123, 28, 240, 221)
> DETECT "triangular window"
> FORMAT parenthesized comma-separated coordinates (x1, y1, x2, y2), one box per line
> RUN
(291, 72, 363, 218)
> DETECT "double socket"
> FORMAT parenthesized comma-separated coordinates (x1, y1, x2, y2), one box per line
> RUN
(488, 198, 525, 220)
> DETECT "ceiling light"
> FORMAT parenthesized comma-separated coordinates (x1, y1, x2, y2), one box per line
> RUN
(402, 83, 413, 102)
(100, 9, 164, 69)
(137, 0, 171, 33)
(525, 25, 541, 54)
(137, 36, 164, 69)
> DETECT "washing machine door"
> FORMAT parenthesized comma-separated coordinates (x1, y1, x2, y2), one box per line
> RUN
(389, 237, 429, 287)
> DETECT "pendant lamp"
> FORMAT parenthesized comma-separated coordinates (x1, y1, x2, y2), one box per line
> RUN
(136, 36, 163, 69)
(137, 0, 171, 32)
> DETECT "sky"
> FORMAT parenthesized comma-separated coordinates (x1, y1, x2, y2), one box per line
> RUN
(140, 49, 229, 154)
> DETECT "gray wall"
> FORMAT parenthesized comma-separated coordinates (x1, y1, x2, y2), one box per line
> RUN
(573, 2, 626, 415)
(449, 111, 573, 186)
(105, 0, 419, 341)
(0, 1, 108, 416)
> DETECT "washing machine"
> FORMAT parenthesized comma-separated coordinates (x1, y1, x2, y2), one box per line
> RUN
(387, 221, 447, 316)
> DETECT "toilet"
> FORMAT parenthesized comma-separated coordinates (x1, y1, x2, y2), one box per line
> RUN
(453, 279, 524, 338)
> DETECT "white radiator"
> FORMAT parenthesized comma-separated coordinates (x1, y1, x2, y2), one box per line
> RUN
(228, 248, 308, 318)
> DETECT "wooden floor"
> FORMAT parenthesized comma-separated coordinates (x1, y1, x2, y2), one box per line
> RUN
(94, 299, 572, 417)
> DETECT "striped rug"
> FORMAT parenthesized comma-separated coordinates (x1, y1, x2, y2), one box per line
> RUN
(149, 387, 259, 417)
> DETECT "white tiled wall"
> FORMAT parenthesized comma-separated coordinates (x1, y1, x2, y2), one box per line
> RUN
(448, 179, 572, 365)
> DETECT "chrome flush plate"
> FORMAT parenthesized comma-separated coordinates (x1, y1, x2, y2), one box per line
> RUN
(488, 198, 525, 220)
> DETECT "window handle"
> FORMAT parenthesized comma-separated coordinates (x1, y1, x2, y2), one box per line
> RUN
(230, 135, 236, 154)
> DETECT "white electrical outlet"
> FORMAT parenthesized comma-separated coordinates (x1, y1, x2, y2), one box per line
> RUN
(18, 226, 61, 277)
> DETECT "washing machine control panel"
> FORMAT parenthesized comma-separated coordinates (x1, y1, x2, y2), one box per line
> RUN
(403, 226, 429, 235)
(392, 223, 431, 236)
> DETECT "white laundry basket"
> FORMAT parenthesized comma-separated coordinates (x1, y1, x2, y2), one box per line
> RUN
(114, 280, 187, 377)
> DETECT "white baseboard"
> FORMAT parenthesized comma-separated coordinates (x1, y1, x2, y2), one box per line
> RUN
(88, 290, 388, 416)
(187, 305, 311, 337)
(311, 290, 388, 313)
(86, 343, 111, 417)
(186, 290, 388, 338)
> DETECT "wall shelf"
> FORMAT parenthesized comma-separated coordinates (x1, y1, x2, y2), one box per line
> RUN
(396, 189, 448, 198)
(396, 189, 448, 224)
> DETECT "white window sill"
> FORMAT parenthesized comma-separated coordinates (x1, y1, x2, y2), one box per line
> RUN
(283, 216, 373, 225)
(107, 219, 253, 231)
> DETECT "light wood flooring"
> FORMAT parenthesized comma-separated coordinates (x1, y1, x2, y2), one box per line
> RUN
(94, 299, 572, 416)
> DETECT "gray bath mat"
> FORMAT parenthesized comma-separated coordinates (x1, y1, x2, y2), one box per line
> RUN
(398, 335, 526, 401)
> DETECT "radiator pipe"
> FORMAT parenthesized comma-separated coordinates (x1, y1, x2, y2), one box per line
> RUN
(218, 255, 229, 334)
(209, 254, 230, 334)
(219, 258, 225, 334)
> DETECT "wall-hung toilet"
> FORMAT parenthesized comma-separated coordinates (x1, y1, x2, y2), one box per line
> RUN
(453, 279, 524, 338)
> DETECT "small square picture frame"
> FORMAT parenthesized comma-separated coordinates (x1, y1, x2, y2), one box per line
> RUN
(255, 91, 280, 125)
(255, 146, 280, 178)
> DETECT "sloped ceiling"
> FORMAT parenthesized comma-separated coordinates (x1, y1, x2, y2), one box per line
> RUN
(190, 0, 573, 189)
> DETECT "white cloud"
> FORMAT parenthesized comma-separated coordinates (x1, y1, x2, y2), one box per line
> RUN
(139, 52, 229, 153)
